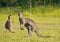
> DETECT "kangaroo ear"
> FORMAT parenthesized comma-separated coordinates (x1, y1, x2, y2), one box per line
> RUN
(18, 11, 20, 16)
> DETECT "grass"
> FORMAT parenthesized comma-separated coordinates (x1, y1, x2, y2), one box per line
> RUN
(0, 6, 60, 42)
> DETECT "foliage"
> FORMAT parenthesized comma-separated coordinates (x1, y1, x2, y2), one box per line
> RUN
(0, 0, 60, 7)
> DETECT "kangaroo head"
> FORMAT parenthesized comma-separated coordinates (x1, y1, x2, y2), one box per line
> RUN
(8, 14, 11, 20)
(18, 11, 22, 18)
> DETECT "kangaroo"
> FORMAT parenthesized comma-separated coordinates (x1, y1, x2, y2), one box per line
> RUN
(18, 11, 40, 37)
(5, 15, 12, 32)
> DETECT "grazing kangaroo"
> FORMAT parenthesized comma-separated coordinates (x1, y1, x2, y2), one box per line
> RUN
(5, 15, 12, 32)
(18, 11, 40, 37)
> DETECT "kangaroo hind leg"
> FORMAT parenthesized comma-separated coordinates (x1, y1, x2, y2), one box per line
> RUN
(34, 28, 40, 37)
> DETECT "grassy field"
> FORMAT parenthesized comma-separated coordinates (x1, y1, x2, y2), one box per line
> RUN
(0, 6, 60, 42)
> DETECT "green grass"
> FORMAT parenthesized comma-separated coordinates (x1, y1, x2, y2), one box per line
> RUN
(0, 6, 60, 42)
(0, 6, 60, 17)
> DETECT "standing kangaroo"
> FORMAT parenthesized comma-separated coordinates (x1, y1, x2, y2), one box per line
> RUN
(5, 15, 12, 32)
(18, 11, 40, 37)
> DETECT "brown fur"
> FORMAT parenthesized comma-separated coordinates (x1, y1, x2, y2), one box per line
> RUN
(18, 12, 40, 37)
(5, 15, 11, 32)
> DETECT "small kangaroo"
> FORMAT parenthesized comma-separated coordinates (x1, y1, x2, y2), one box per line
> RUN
(18, 11, 40, 37)
(5, 15, 12, 32)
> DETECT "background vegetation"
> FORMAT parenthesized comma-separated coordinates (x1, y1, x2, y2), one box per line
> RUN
(0, 0, 60, 17)
(0, 0, 60, 7)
